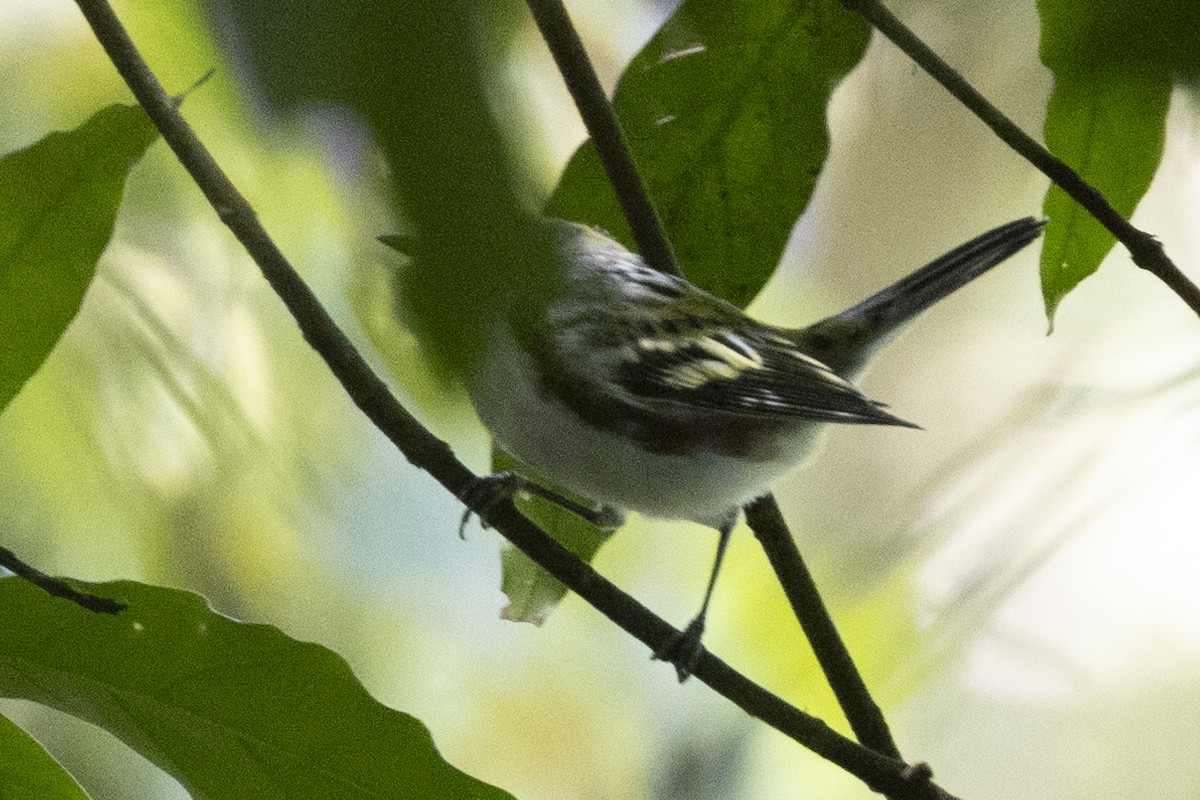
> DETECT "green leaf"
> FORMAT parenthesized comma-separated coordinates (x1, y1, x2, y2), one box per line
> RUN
(0, 103, 158, 414)
(0, 712, 90, 800)
(492, 449, 613, 625)
(548, 0, 869, 307)
(1036, 0, 1191, 323)
(0, 577, 516, 800)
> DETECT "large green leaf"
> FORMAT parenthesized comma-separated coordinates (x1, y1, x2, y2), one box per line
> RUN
(0, 577, 515, 800)
(0, 103, 158, 414)
(548, 0, 869, 307)
(0, 712, 90, 800)
(1036, 0, 1197, 322)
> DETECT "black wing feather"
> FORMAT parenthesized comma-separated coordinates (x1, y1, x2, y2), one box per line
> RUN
(615, 325, 916, 427)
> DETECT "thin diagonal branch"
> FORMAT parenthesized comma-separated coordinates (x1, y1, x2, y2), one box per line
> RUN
(0, 547, 125, 614)
(528, 0, 907, 770)
(525, 0, 680, 277)
(70, 1, 951, 796)
(745, 497, 902, 760)
(839, 0, 1200, 317)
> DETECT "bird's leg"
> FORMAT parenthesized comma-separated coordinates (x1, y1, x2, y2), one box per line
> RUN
(655, 508, 738, 682)
(458, 472, 624, 537)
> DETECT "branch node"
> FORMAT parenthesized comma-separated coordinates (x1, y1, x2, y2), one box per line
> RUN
(901, 761, 934, 783)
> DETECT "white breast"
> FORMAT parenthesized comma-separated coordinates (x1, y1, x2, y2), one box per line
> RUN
(466, 325, 821, 528)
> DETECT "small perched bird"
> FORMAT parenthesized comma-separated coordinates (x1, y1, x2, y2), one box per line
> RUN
(393, 217, 1044, 678)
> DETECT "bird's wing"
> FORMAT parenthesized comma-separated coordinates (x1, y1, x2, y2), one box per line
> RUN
(609, 320, 915, 427)
(539, 230, 913, 427)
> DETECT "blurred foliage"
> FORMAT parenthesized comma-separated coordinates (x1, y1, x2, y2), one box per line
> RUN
(1036, 0, 1198, 322)
(0, 577, 514, 800)
(215, 0, 560, 382)
(0, 1, 1197, 799)
(548, 0, 869, 307)
(726, 546, 920, 729)
(0, 103, 157, 411)
(0, 711, 89, 800)
(1, 2, 443, 796)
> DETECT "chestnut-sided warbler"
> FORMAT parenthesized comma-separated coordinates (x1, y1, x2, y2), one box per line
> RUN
(391, 217, 1043, 675)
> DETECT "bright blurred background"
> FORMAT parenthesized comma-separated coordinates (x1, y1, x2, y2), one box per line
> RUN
(2, 1, 1199, 798)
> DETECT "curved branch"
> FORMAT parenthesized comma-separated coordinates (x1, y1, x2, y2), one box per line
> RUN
(70, 0, 951, 797)
(839, 0, 1200, 317)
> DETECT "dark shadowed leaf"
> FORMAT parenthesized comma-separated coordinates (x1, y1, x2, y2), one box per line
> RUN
(548, 0, 869, 307)
(0, 578, 516, 800)
(0, 103, 157, 413)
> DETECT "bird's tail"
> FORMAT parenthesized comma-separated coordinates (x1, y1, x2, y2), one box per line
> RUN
(791, 217, 1045, 377)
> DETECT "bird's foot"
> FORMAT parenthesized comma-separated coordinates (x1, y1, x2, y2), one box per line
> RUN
(653, 616, 707, 682)
(458, 473, 624, 536)
(457, 471, 526, 538)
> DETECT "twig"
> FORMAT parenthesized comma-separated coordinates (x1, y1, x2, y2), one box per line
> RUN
(0, 547, 125, 614)
(528, 0, 908, 770)
(525, 0, 680, 277)
(70, 0, 952, 795)
(745, 497, 902, 760)
(839, 0, 1200, 317)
